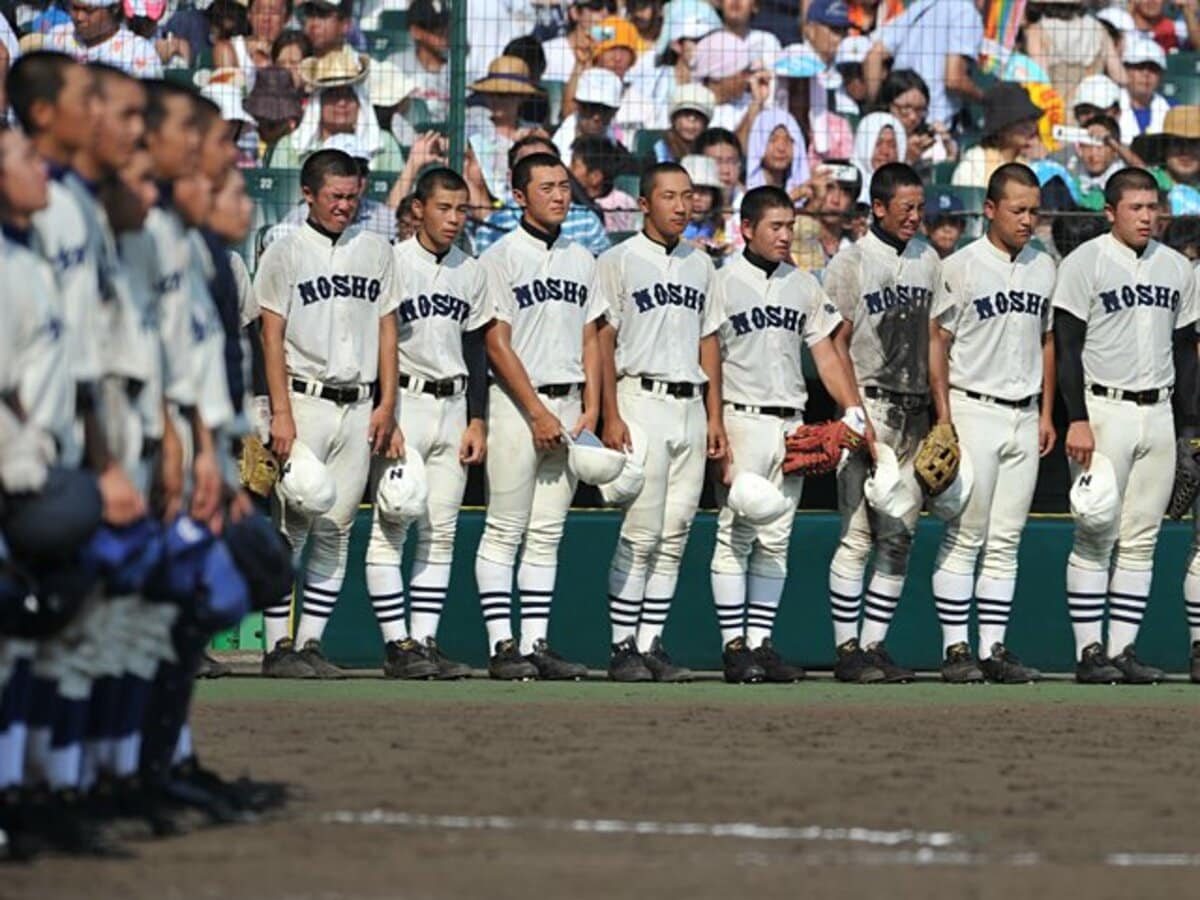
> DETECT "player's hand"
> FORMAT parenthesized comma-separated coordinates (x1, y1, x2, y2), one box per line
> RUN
(385, 426, 406, 459)
(99, 463, 147, 526)
(459, 419, 487, 465)
(1038, 415, 1057, 458)
(1065, 421, 1095, 469)
(368, 406, 396, 455)
(602, 414, 632, 452)
(159, 424, 184, 521)
(864, 419, 878, 461)
(189, 449, 222, 523)
(570, 408, 598, 439)
(270, 410, 296, 460)
(707, 417, 729, 461)
(529, 405, 564, 451)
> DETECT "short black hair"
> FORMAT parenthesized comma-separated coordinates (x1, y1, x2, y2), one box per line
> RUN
(694, 126, 742, 160)
(571, 135, 620, 195)
(408, 0, 450, 31)
(301, 148, 360, 194)
(507, 133, 559, 171)
(512, 151, 566, 194)
(1105, 166, 1158, 208)
(504, 35, 547, 81)
(414, 166, 468, 201)
(740, 185, 793, 225)
(869, 162, 922, 207)
(272, 29, 312, 61)
(879, 69, 930, 108)
(640, 161, 688, 200)
(6, 51, 79, 133)
(144, 79, 197, 134)
(88, 61, 138, 93)
(987, 162, 1040, 204)
(1087, 114, 1120, 143)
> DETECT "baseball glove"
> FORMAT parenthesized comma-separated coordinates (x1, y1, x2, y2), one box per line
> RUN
(239, 434, 281, 497)
(1168, 436, 1200, 520)
(913, 423, 960, 496)
(783, 420, 864, 477)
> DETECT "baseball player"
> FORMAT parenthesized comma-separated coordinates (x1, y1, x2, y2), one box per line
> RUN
(823, 162, 941, 684)
(1054, 167, 1200, 684)
(473, 151, 602, 681)
(709, 185, 865, 683)
(596, 161, 726, 684)
(365, 167, 491, 680)
(928, 163, 1058, 684)
(256, 148, 400, 679)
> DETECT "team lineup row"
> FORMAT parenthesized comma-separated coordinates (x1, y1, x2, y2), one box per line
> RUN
(252, 140, 1200, 688)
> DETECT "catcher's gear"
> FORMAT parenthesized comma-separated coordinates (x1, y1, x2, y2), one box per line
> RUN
(782, 420, 864, 476)
(239, 435, 280, 497)
(1167, 435, 1200, 520)
(913, 423, 960, 496)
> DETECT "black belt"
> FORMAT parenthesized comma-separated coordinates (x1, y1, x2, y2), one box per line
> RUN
(640, 377, 698, 398)
(400, 374, 464, 398)
(963, 390, 1035, 409)
(1090, 384, 1171, 405)
(536, 382, 582, 398)
(729, 402, 799, 418)
(864, 385, 928, 409)
(291, 378, 373, 405)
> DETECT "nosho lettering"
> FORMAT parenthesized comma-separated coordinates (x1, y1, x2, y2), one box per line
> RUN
(512, 278, 589, 310)
(298, 275, 382, 306)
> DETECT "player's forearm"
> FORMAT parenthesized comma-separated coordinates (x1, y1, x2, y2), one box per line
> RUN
(598, 321, 622, 420)
(1040, 334, 1056, 420)
(1172, 326, 1200, 431)
(699, 335, 723, 422)
(1053, 309, 1088, 422)
(259, 311, 293, 420)
(463, 327, 489, 422)
(377, 314, 398, 415)
(581, 321, 602, 418)
(928, 326, 953, 424)
(811, 338, 861, 412)
(485, 324, 546, 419)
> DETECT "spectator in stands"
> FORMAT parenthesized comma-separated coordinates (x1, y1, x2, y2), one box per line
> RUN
(1131, 0, 1200, 55)
(1119, 36, 1170, 139)
(504, 35, 550, 126)
(696, 125, 745, 219)
(791, 159, 858, 278)
(387, 0, 450, 122)
(654, 83, 714, 163)
(626, 0, 665, 57)
(541, 0, 615, 84)
(120, 0, 186, 67)
(394, 193, 419, 240)
(715, 0, 780, 69)
(570, 134, 638, 232)
(848, 0, 905, 36)
(834, 34, 871, 115)
(43, 0, 163, 77)
(1163, 214, 1200, 260)
(1024, 0, 1125, 112)
(268, 47, 405, 169)
(465, 55, 543, 200)
(879, 69, 957, 175)
(385, 130, 448, 206)
(680, 152, 729, 256)
(1050, 209, 1108, 259)
(160, 0, 244, 66)
(746, 108, 809, 200)
(1071, 73, 1122, 126)
(921, 189, 966, 259)
(952, 84, 1042, 189)
(851, 111, 904, 200)
(571, 16, 657, 140)
(366, 58, 418, 146)
(658, 0, 723, 91)
(468, 134, 611, 255)
(199, 80, 257, 168)
(554, 67, 627, 161)
(214, 0, 289, 78)
(864, 0, 984, 129)
(1133, 106, 1200, 216)
(271, 30, 312, 91)
(1074, 115, 1127, 207)
(692, 30, 767, 147)
(244, 65, 304, 163)
(301, 0, 352, 60)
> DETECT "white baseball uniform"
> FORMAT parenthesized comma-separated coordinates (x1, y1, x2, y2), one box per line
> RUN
(930, 235, 1057, 655)
(595, 232, 719, 648)
(823, 227, 940, 648)
(709, 251, 843, 647)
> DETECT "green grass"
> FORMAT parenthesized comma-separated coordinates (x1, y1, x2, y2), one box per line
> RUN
(195, 676, 1200, 707)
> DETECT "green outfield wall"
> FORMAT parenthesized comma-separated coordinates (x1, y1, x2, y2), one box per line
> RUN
(230, 510, 1200, 673)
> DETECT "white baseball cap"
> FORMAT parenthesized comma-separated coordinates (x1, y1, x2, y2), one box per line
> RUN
(566, 430, 627, 486)
(681, 153, 720, 190)
(376, 452, 429, 523)
(575, 68, 623, 110)
(201, 81, 252, 124)
(1072, 74, 1121, 111)
(925, 445, 975, 522)
(835, 35, 872, 68)
(1069, 452, 1120, 533)
(277, 441, 337, 517)
(367, 59, 417, 108)
(863, 444, 921, 521)
(1124, 35, 1166, 69)
(1096, 6, 1135, 35)
(669, 83, 715, 122)
(599, 421, 648, 506)
(727, 472, 793, 525)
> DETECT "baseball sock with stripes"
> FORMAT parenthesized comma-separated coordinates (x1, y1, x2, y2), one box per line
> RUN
(293, 573, 343, 646)
(409, 560, 451, 645)
(517, 562, 556, 655)
(829, 571, 863, 646)
(1107, 567, 1151, 657)
(932, 568, 972, 652)
(710, 572, 746, 645)
(475, 557, 514, 649)
(1066, 563, 1106, 659)
(745, 573, 784, 648)
(607, 566, 644, 645)
(975, 575, 1015, 658)
(636, 572, 677, 653)
(1185, 569, 1200, 643)
(263, 593, 292, 649)
(858, 572, 904, 648)
(365, 564, 407, 643)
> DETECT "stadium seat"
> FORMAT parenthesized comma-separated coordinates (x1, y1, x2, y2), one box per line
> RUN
(1167, 50, 1200, 77)
(363, 30, 410, 59)
(945, 186, 985, 214)
(931, 160, 957, 185)
(164, 66, 195, 86)
(246, 168, 301, 226)
(634, 129, 667, 161)
(406, 97, 432, 128)
(364, 173, 398, 203)
(614, 174, 640, 199)
(378, 9, 408, 32)
(1162, 77, 1200, 106)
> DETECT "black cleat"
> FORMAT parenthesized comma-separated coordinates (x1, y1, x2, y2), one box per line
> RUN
(29, 788, 133, 858)
(173, 758, 287, 815)
(195, 651, 232, 679)
(1076, 642, 1123, 684)
(753, 638, 806, 683)
(424, 637, 473, 679)
(980, 643, 1041, 683)
(863, 641, 915, 683)
(1110, 644, 1164, 684)
(261, 638, 317, 679)
(644, 637, 693, 683)
(297, 639, 348, 679)
(1192, 641, 1200, 685)
(524, 639, 587, 680)
(722, 637, 765, 684)
(833, 638, 885, 684)
(488, 639, 538, 680)
(382, 638, 439, 680)
(608, 636, 653, 682)
(941, 641, 985, 683)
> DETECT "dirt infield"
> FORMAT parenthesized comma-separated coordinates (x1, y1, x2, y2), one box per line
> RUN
(10, 679, 1200, 900)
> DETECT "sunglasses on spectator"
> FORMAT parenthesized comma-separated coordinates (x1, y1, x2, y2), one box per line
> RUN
(891, 100, 928, 117)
